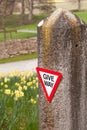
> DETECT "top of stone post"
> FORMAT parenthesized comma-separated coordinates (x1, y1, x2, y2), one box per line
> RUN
(38, 8, 86, 49)
(37, 8, 86, 68)
(38, 8, 85, 28)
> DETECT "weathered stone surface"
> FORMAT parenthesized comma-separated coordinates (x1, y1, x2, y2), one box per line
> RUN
(0, 38, 37, 59)
(37, 8, 87, 130)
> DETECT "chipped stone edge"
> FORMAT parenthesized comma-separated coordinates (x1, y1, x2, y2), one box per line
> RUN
(38, 20, 44, 27)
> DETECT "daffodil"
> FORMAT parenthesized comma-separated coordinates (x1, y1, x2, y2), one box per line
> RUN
(21, 76, 26, 81)
(18, 86, 22, 91)
(11, 91, 14, 96)
(14, 90, 24, 101)
(15, 83, 20, 87)
(4, 78, 10, 83)
(23, 85, 27, 90)
(30, 98, 37, 104)
(36, 82, 38, 88)
(1, 82, 4, 86)
(14, 90, 20, 99)
(4, 84, 8, 88)
(4, 89, 11, 95)
(36, 94, 39, 98)
(21, 80, 26, 85)
(27, 82, 32, 86)
(32, 80, 36, 84)
(19, 91, 24, 97)
(34, 87, 36, 90)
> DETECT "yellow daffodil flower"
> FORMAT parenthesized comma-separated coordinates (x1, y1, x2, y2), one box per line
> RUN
(4, 89, 11, 95)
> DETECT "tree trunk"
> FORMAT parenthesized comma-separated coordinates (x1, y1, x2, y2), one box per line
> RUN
(27, 0, 33, 22)
(78, 0, 81, 11)
(21, 0, 25, 24)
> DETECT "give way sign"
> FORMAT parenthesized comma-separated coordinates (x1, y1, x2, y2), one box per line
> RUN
(36, 67, 62, 102)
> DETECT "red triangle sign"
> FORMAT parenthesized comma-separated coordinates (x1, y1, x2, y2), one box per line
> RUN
(36, 67, 62, 102)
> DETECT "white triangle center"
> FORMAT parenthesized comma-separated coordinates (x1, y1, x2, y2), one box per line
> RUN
(39, 71, 58, 96)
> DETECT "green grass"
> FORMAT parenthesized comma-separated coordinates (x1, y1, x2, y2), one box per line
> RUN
(73, 11, 87, 23)
(0, 23, 37, 42)
(0, 14, 48, 42)
(17, 23, 37, 30)
(0, 53, 37, 64)
(0, 30, 36, 42)
(33, 14, 48, 21)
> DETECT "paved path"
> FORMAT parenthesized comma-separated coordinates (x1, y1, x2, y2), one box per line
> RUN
(17, 30, 37, 33)
(0, 59, 38, 73)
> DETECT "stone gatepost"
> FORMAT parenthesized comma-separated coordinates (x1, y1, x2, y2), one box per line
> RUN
(37, 8, 87, 130)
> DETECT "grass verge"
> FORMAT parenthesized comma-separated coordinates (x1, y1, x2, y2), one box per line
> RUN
(0, 14, 48, 42)
(74, 11, 87, 23)
(0, 53, 37, 64)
